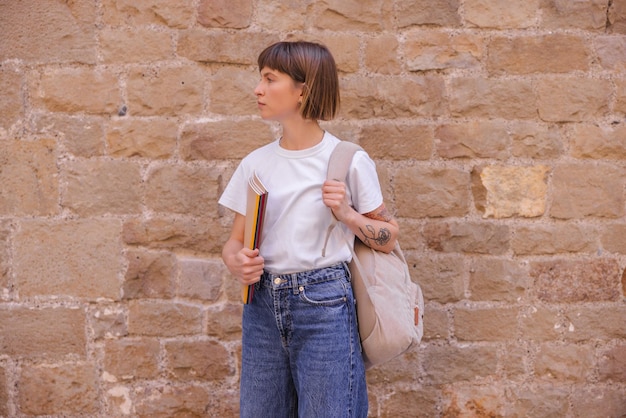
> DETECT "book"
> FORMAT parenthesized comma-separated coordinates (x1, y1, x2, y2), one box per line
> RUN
(242, 171, 268, 304)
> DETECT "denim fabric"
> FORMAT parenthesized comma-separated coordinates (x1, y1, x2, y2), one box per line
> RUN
(240, 262, 368, 418)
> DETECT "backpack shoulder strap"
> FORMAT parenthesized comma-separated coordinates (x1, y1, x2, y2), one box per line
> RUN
(322, 141, 363, 257)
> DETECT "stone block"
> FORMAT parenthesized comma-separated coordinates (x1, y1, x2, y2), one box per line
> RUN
(442, 384, 504, 417)
(0, 68, 22, 131)
(145, 165, 220, 217)
(206, 304, 242, 340)
(534, 343, 594, 381)
(569, 124, 626, 159)
(0, 222, 10, 291)
(531, 258, 621, 302)
(512, 224, 597, 255)
(608, 0, 626, 33)
(488, 35, 589, 74)
(435, 120, 509, 159)
(0, 367, 6, 416)
(381, 386, 439, 418)
(500, 344, 527, 377)
(464, 0, 538, 28)
(0, 1, 96, 63)
(34, 115, 105, 157)
(14, 219, 122, 299)
(601, 223, 626, 254)
(509, 121, 563, 159)
(18, 363, 98, 415)
(90, 305, 128, 340)
(0, 139, 58, 216)
(128, 300, 203, 337)
(365, 349, 422, 384)
(598, 344, 626, 382)
(449, 77, 536, 119)
(454, 307, 519, 341)
(395, 0, 461, 27)
(178, 30, 277, 65)
(123, 217, 229, 254)
(178, 257, 225, 301)
(198, 0, 253, 28)
(254, 0, 313, 31)
(133, 385, 215, 416)
(595, 35, 626, 71)
(123, 250, 176, 299)
(63, 159, 142, 216)
(469, 258, 528, 302)
(360, 123, 434, 160)
(311, 0, 393, 31)
(571, 386, 626, 418)
(537, 77, 611, 122)
(423, 221, 510, 255)
(423, 344, 498, 384)
(127, 66, 204, 116)
(520, 306, 562, 341)
(340, 75, 445, 119)
(405, 31, 484, 71)
(303, 34, 361, 73)
(0, 307, 86, 359)
(540, 0, 608, 30)
(101, 0, 194, 28)
(208, 66, 259, 116)
(365, 34, 402, 74)
(617, 78, 626, 116)
(564, 305, 626, 341)
(164, 340, 234, 381)
(502, 383, 570, 417)
(423, 307, 450, 340)
(395, 166, 469, 218)
(406, 253, 465, 303)
(550, 163, 624, 219)
(180, 120, 274, 161)
(104, 338, 160, 381)
(106, 118, 177, 159)
(36, 68, 120, 114)
(100, 28, 172, 63)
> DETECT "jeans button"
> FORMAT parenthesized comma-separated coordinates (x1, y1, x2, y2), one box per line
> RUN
(273, 278, 281, 285)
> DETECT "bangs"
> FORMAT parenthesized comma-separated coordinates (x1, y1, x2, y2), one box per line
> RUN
(257, 42, 305, 83)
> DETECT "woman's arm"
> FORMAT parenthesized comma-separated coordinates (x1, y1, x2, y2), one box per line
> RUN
(322, 180, 399, 253)
(221, 213, 265, 284)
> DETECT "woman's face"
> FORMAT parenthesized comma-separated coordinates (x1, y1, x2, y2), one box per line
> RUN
(254, 67, 303, 121)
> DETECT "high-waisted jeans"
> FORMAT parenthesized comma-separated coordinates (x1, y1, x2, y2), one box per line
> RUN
(240, 262, 368, 418)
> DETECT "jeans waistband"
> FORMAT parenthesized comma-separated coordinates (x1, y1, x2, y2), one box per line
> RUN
(259, 262, 350, 291)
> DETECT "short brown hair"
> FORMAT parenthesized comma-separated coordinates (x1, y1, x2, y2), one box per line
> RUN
(257, 41, 340, 121)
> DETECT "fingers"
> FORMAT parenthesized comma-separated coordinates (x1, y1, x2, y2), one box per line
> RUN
(236, 248, 264, 285)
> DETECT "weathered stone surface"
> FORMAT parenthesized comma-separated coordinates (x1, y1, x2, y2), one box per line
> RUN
(304, 34, 361, 73)
(180, 120, 273, 161)
(598, 344, 626, 382)
(360, 124, 433, 160)
(208, 67, 259, 116)
(311, 0, 394, 31)
(133, 385, 214, 417)
(601, 223, 626, 254)
(123, 250, 176, 299)
(595, 36, 626, 71)
(423, 221, 510, 255)
(198, 0, 253, 28)
(14, 219, 122, 299)
(464, 0, 538, 28)
(36, 68, 120, 114)
(381, 386, 439, 417)
(423, 344, 498, 384)
(127, 66, 204, 116)
(165, 339, 234, 381)
(395, 167, 469, 218)
(569, 124, 626, 159)
(34, 115, 105, 157)
(0, 1, 96, 63)
(0, 222, 10, 292)
(341, 75, 446, 119)
(0, 139, 58, 216)
(406, 254, 465, 303)
(178, 31, 277, 65)
(100, 28, 172, 63)
(509, 121, 563, 159)
(423, 307, 450, 340)
(436, 121, 509, 159)
(442, 384, 504, 417)
(90, 305, 128, 340)
(520, 306, 562, 341)
(395, 0, 461, 27)
(63, 159, 142, 216)
(531, 258, 621, 302)
(537, 77, 611, 122)
(0, 307, 86, 359)
(540, 0, 608, 30)
(564, 305, 626, 341)
(502, 384, 570, 417)
(19, 363, 98, 415)
(206, 304, 243, 341)
(469, 258, 528, 302)
(254, 0, 314, 31)
(449, 77, 536, 119)
(106, 118, 177, 159)
(454, 307, 519, 341)
(571, 386, 626, 418)
(550, 164, 624, 219)
(178, 257, 225, 301)
(617, 78, 626, 116)
(0, 68, 22, 131)
(512, 224, 597, 255)
(0, 367, 7, 416)
(608, 0, 626, 33)
(364, 35, 402, 74)
(488, 35, 590, 74)
(101, 0, 194, 28)
(104, 338, 160, 381)
(534, 343, 594, 381)
(405, 31, 483, 71)
(128, 300, 203, 337)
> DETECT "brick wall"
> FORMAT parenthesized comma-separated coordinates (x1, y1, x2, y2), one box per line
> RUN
(1, 0, 625, 416)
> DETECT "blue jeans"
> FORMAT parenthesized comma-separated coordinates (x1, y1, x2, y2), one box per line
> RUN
(240, 262, 368, 418)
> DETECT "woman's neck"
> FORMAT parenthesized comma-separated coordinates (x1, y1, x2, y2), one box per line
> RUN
(279, 118, 324, 151)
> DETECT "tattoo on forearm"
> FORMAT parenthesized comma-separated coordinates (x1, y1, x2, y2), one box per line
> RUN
(364, 205, 393, 222)
(360, 224, 391, 247)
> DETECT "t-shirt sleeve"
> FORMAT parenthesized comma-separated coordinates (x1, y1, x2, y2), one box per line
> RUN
(218, 161, 248, 216)
(347, 150, 384, 214)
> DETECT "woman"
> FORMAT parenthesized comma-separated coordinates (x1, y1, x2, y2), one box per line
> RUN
(219, 41, 399, 418)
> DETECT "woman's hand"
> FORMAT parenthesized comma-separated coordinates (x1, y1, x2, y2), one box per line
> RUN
(322, 179, 354, 222)
(222, 213, 265, 285)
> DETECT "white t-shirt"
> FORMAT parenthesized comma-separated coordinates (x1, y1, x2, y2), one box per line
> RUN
(219, 131, 383, 274)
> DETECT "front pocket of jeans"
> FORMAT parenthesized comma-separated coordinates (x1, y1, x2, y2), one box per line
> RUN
(299, 279, 348, 307)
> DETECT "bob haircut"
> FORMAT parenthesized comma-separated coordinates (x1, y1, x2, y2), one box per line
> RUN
(257, 41, 340, 121)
